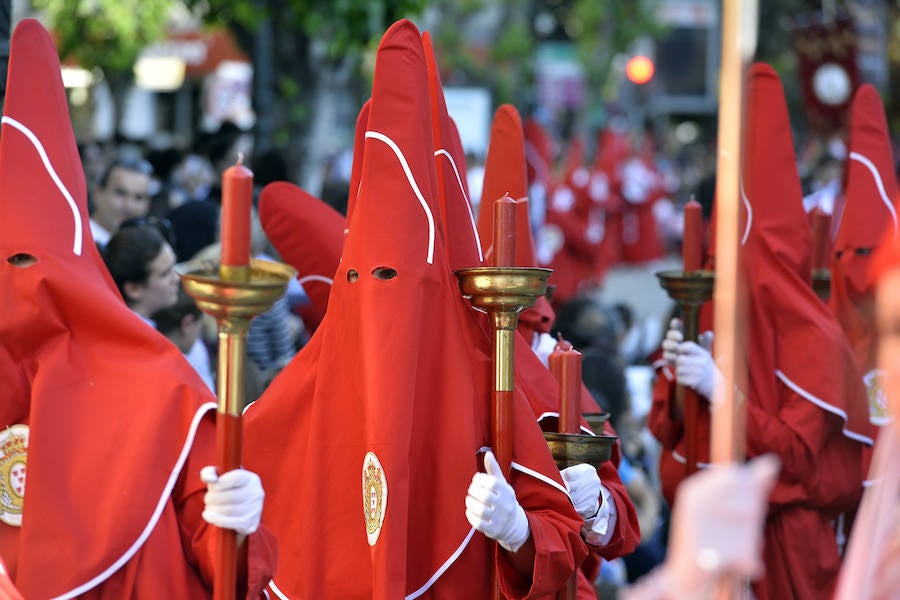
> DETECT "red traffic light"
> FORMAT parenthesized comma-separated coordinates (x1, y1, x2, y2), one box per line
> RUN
(625, 55, 654, 85)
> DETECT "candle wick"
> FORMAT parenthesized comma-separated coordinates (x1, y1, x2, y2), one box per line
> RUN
(236, 152, 244, 166)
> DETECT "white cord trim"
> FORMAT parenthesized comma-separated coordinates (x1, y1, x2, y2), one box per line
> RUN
(775, 369, 875, 446)
(535, 412, 595, 435)
(405, 528, 477, 599)
(51, 402, 217, 599)
(511, 460, 570, 497)
(365, 131, 435, 264)
(434, 148, 484, 262)
(671, 449, 711, 469)
(740, 178, 753, 246)
(297, 274, 333, 287)
(2, 115, 83, 256)
(268, 580, 290, 599)
(849, 151, 898, 235)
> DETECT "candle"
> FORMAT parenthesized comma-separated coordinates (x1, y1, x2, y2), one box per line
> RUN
(683, 198, 703, 272)
(548, 338, 582, 434)
(221, 155, 253, 268)
(811, 207, 831, 271)
(492, 195, 517, 267)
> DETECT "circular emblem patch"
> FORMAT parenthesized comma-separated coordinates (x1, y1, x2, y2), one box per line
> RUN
(863, 369, 891, 426)
(0, 425, 28, 527)
(362, 452, 387, 546)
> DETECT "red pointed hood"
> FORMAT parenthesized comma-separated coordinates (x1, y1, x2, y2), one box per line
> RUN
(477, 104, 553, 335)
(830, 84, 898, 377)
(593, 124, 631, 173)
(259, 181, 346, 331)
(523, 115, 554, 187)
(561, 137, 587, 187)
(0, 19, 214, 596)
(479, 104, 529, 255)
(422, 31, 483, 271)
(347, 99, 371, 220)
(741, 63, 874, 472)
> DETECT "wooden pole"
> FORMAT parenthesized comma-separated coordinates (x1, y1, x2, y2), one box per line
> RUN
(711, 0, 756, 597)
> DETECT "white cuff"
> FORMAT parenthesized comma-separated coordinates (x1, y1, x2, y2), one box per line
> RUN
(583, 483, 618, 546)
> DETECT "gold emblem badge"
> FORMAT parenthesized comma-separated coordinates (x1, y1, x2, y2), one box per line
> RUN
(362, 452, 387, 546)
(0, 425, 28, 527)
(863, 369, 891, 426)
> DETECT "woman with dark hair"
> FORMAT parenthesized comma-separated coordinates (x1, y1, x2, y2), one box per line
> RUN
(103, 224, 180, 324)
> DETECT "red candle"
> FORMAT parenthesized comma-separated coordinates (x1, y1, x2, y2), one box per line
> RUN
(492, 195, 517, 267)
(221, 155, 253, 268)
(548, 339, 582, 434)
(683, 198, 703, 273)
(811, 207, 831, 271)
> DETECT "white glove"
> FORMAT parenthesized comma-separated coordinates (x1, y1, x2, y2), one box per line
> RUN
(698, 330, 714, 352)
(466, 451, 530, 553)
(666, 455, 780, 595)
(560, 463, 601, 519)
(674, 341, 721, 401)
(201, 466, 264, 536)
(533, 332, 558, 367)
(661, 318, 683, 366)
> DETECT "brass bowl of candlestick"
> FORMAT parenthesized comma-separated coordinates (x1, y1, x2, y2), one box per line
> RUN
(455, 266, 552, 312)
(543, 432, 617, 470)
(583, 412, 611, 435)
(177, 258, 297, 319)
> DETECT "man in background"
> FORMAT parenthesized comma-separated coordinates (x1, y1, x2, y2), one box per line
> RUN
(89, 156, 154, 248)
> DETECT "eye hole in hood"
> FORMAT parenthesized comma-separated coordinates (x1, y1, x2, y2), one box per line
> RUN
(371, 266, 397, 280)
(7, 252, 37, 268)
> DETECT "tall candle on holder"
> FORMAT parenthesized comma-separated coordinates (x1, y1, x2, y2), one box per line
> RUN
(221, 154, 253, 276)
(549, 338, 582, 434)
(492, 195, 517, 267)
(683, 197, 703, 273)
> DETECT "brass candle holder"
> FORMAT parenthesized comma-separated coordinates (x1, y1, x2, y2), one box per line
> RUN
(543, 431, 618, 470)
(812, 268, 831, 302)
(656, 269, 715, 476)
(456, 266, 552, 474)
(178, 257, 296, 600)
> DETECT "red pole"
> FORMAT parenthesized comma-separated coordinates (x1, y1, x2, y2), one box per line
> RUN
(213, 324, 248, 600)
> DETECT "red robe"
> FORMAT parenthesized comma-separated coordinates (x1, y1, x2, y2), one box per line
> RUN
(649, 64, 875, 599)
(0, 20, 276, 597)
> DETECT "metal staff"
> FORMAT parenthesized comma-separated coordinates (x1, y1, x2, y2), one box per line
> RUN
(180, 258, 295, 600)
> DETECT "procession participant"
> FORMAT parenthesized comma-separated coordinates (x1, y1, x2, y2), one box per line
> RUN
(541, 137, 607, 307)
(0, 19, 276, 597)
(243, 20, 586, 599)
(650, 63, 874, 599)
(437, 65, 640, 595)
(829, 83, 898, 471)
